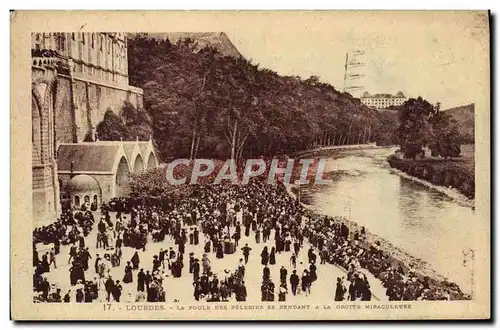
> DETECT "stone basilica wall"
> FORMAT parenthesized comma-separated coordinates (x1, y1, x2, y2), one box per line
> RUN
(32, 64, 143, 225)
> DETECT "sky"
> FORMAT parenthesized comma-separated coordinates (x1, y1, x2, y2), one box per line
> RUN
(216, 11, 489, 110)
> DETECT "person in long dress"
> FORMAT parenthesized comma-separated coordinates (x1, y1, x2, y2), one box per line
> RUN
(261, 246, 269, 266)
(204, 241, 211, 253)
(216, 241, 224, 259)
(269, 247, 276, 265)
(255, 229, 261, 244)
(137, 269, 146, 292)
(267, 280, 275, 302)
(335, 277, 346, 301)
(278, 283, 287, 301)
(262, 265, 270, 282)
(131, 251, 140, 270)
(123, 261, 133, 284)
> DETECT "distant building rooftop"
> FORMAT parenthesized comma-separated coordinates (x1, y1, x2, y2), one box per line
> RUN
(362, 91, 406, 99)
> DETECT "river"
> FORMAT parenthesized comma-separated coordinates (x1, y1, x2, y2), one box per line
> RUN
(304, 147, 478, 294)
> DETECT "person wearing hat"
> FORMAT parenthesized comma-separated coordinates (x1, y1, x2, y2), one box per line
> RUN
(152, 255, 161, 273)
(104, 275, 115, 302)
(123, 261, 133, 284)
(193, 227, 200, 245)
(239, 243, 251, 265)
(188, 253, 195, 274)
(192, 258, 200, 282)
(335, 277, 346, 301)
(137, 268, 146, 292)
(289, 270, 299, 296)
(112, 280, 123, 302)
(280, 266, 288, 285)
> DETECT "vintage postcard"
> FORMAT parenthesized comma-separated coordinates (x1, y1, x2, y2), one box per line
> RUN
(10, 10, 490, 320)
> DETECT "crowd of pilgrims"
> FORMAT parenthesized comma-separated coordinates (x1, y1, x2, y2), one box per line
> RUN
(32, 178, 465, 303)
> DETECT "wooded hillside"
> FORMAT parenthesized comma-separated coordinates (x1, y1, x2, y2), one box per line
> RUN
(98, 35, 396, 161)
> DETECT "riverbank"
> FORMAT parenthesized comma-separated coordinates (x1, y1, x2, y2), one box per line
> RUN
(386, 155, 475, 200)
(285, 184, 469, 300)
(294, 143, 388, 158)
(389, 168, 474, 209)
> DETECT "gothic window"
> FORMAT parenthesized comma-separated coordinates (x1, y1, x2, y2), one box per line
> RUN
(100, 35, 104, 51)
(32, 97, 41, 163)
(82, 33, 85, 45)
(72, 33, 75, 40)
(57, 34, 66, 52)
(91, 33, 95, 49)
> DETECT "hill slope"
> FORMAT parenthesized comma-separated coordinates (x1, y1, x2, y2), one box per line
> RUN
(444, 103, 474, 143)
(139, 32, 244, 59)
(123, 34, 391, 160)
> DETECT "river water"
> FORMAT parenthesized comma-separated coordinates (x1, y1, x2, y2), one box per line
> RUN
(305, 147, 478, 294)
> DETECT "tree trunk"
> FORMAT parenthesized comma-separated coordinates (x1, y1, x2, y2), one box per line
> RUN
(193, 135, 201, 159)
(189, 124, 197, 160)
(231, 118, 238, 160)
(346, 125, 352, 145)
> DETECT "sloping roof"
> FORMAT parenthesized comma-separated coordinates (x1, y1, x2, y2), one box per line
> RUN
(137, 142, 150, 159)
(57, 144, 122, 172)
(121, 144, 136, 162)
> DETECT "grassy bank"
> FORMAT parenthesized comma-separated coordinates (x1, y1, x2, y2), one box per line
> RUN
(387, 153, 475, 200)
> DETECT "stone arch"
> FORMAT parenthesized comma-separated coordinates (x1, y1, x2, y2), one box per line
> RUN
(32, 77, 57, 164)
(31, 96, 42, 164)
(115, 156, 130, 197)
(133, 154, 144, 173)
(146, 151, 157, 169)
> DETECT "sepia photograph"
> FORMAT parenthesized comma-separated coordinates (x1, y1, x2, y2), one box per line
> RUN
(10, 10, 490, 320)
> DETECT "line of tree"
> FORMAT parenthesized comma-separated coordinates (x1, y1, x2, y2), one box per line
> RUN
(97, 35, 398, 161)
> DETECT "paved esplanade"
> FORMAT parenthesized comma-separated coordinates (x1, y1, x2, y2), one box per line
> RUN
(37, 209, 387, 303)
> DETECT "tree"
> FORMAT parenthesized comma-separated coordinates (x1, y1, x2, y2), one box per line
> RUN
(121, 101, 153, 141)
(428, 111, 461, 159)
(96, 109, 130, 141)
(397, 97, 434, 159)
(126, 34, 387, 160)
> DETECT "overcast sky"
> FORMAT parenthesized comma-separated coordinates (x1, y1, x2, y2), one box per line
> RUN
(215, 11, 489, 110)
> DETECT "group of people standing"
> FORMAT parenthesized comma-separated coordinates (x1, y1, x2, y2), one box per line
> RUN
(33, 174, 463, 304)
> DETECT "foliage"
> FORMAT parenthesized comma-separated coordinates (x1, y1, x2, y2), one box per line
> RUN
(397, 97, 461, 160)
(428, 111, 462, 159)
(95, 102, 153, 144)
(397, 97, 434, 159)
(96, 108, 130, 141)
(125, 34, 392, 160)
(120, 100, 154, 141)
